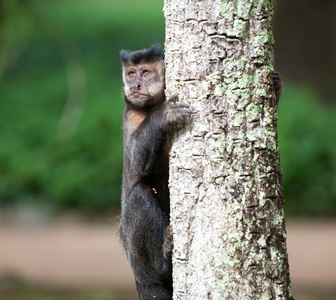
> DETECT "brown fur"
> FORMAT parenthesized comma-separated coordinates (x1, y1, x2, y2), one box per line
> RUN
(125, 108, 148, 133)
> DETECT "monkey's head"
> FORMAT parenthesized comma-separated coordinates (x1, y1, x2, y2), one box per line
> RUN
(120, 44, 165, 109)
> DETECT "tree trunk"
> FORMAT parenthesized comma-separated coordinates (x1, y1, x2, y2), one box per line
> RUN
(164, 0, 293, 299)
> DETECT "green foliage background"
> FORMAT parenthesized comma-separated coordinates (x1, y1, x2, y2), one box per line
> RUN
(0, 0, 335, 216)
(0, 0, 165, 213)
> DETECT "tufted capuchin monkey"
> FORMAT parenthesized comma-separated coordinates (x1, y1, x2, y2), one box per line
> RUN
(119, 44, 192, 300)
(119, 44, 283, 300)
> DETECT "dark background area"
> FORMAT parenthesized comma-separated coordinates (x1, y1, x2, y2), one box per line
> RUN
(0, 0, 336, 299)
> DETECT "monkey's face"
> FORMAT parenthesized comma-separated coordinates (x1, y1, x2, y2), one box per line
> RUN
(122, 61, 165, 108)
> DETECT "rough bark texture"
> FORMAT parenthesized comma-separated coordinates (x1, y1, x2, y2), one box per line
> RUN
(164, 0, 293, 299)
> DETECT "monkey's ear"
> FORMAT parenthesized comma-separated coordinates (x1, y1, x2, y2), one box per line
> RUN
(120, 49, 132, 64)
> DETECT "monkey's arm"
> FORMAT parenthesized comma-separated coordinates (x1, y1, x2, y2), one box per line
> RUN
(127, 109, 167, 176)
(126, 98, 192, 177)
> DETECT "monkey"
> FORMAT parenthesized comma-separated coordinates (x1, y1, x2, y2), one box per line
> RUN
(119, 44, 283, 300)
(119, 44, 192, 300)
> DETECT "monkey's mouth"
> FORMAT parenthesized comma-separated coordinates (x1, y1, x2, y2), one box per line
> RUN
(129, 93, 150, 101)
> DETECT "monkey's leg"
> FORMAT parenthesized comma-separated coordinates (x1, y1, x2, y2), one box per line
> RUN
(121, 182, 172, 299)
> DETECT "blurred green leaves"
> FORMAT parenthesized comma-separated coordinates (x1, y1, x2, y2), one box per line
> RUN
(278, 84, 336, 216)
(0, 0, 335, 216)
(0, 0, 164, 212)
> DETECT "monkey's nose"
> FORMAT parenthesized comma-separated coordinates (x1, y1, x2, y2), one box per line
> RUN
(131, 83, 141, 91)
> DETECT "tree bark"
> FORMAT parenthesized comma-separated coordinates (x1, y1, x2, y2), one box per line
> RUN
(164, 0, 293, 299)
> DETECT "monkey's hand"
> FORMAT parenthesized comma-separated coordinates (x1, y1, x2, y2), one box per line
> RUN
(163, 225, 173, 259)
(272, 71, 283, 105)
(164, 94, 193, 129)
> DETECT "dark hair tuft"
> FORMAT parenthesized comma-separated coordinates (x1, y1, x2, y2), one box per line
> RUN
(120, 44, 164, 64)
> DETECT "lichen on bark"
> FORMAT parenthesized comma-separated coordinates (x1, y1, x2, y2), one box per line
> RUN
(164, 0, 293, 299)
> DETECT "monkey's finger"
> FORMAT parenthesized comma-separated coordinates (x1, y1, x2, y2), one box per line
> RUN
(181, 105, 196, 114)
(176, 103, 191, 109)
(272, 72, 281, 80)
(168, 94, 179, 102)
(176, 107, 194, 116)
(181, 105, 196, 115)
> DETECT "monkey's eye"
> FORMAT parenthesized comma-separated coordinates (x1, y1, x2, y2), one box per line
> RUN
(128, 72, 135, 79)
(142, 71, 151, 78)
